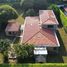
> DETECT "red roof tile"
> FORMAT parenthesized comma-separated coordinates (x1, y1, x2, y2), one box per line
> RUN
(22, 16, 59, 47)
(64, 7, 67, 12)
(39, 10, 59, 25)
(5, 20, 20, 32)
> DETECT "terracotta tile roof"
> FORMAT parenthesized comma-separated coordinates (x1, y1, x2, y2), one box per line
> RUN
(39, 10, 59, 25)
(64, 7, 67, 12)
(5, 20, 20, 32)
(22, 16, 59, 47)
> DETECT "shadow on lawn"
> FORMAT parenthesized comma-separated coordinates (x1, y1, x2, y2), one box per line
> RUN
(47, 30, 66, 63)
(57, 30, 67, 56)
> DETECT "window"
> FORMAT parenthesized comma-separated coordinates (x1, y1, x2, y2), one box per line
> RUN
(9, 32, 11, 35)
(48, 25, 54, 28)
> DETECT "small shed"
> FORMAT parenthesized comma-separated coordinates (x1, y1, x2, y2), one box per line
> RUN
(5, 19, 20, 36)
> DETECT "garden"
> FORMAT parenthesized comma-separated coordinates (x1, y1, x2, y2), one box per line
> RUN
(0, 0, 67, 65)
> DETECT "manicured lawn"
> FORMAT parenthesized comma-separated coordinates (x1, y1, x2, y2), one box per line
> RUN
(58, 28, 67, 63)
(0, 64, 67, 67)
(0, 53, 4, 64)
(60, 10, 67, 26)
(16, 15, 24, 24)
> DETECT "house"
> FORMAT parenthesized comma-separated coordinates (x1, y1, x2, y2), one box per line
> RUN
(20, 10, 60, 62)
(64, 7, 67, 16)
(5, 20, 20, 36)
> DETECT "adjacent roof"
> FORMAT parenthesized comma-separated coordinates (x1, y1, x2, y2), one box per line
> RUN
(5, 20, 20, 32)
(64, 7, 67, 12)
(39, 10, 59, 25)
(22, 16, 59, 47)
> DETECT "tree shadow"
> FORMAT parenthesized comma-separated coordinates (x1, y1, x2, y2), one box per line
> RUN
(47, 30, 66, 63)
(56, 30, 67, 56)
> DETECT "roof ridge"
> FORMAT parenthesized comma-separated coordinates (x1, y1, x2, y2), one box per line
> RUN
(40, 30, 56, 44)
(25, 30, 40, 43)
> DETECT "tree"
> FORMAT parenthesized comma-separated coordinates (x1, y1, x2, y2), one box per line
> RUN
(13, 43, 34, 59)
(20, 0, 34, 11)
(0, 39, 11, 56)
(23, 9, 36, 17)
(20, 0, 48, 11)
(0, 5, 18, 29)
(34, 0, 48, 11)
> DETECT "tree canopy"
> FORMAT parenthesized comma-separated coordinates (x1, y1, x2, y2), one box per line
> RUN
(0, 5, 18, 29)
(0, 39, 11, 52)
(0, 39, 11, 57)
(20, 0, 48, 11)
(13, 43, 34, 59)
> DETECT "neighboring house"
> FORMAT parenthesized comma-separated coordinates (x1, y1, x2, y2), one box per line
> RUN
(21, 10, 60, 62)
(64, 7, 67, 16)
(63, 0, 67, 1)
(5, 20, 20, 36)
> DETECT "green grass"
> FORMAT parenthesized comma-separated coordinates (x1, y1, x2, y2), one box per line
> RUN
(58, 28, 67, 63)
(60, 10, 67, 26)
(0, 53, 4, 64)
(16, 15, 24, 24)
(0, 64, 67, 67)
(60, 10, 67, 33)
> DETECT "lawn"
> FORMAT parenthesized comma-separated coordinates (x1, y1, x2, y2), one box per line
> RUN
(0, 63, 67, 67)
(16, 15, 24, 25)
(0, 53, 4, 64)
(60, 10, 67, 26)
(58, 28, 67, 63)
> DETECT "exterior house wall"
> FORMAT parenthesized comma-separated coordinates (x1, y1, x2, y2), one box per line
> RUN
(5, 31, 18, 36)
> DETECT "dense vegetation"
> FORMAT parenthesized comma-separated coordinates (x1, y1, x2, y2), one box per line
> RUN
(0, 39, 11, 56)
(0, 5, 18, 29)
(20, 0, 48, 16)
(13, 44, 34, 63)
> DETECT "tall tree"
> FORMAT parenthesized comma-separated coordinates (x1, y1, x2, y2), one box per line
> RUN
(0, 5, 18, 29)
(13, 43, 34, 59)
(20, 0, 34, 11)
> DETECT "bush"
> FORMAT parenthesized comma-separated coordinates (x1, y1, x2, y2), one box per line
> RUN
(0, 5, 19, 29)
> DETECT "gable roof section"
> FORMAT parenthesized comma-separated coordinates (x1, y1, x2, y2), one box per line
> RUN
(39, 10, 59, 25)
(5, 20, 20, 32)
(22, 16, 59, 47)
(64, 7, 67, 12)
